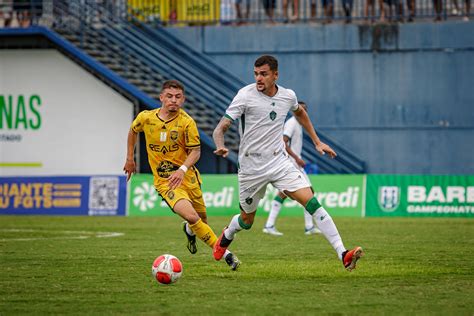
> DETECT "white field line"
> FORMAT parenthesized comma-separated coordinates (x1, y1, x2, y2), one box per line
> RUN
(0, 229, 124, 241)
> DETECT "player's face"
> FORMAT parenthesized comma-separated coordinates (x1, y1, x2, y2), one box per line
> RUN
(254, 64, 278, 95)
(160, 87, 185, 113)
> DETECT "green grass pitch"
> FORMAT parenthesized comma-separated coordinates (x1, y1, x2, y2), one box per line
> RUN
(0, 216, 473, 315)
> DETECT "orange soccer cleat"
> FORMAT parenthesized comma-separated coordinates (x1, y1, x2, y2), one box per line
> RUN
(342, 246, 364, 271)
(213, 228, 232, 261)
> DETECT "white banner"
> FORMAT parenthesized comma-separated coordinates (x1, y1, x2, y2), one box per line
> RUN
(0, 49, 133, 176)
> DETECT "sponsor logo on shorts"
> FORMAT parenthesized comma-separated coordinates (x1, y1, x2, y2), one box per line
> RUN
(245, 197, 253, 205)
(242, 185, 258, 194)
(167, 191, 175, 200)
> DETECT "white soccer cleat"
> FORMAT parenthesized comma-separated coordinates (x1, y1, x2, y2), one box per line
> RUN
(304, 226, 322, 235)
(263, 226, 283, 236)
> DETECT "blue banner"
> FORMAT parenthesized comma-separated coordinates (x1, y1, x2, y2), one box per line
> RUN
(0, 176, 127, 215)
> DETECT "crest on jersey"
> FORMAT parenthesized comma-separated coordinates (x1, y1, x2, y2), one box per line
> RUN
(269, 111, 277, 121)
(170, 130, 178, 141)
(378, 186, 400, 212)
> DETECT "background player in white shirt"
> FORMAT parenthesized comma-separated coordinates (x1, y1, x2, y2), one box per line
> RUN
(213, 55, 363, 271)
(263, 101, 322, 236)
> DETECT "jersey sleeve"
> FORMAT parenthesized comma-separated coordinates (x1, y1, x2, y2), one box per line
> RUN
(288, 89, 299, 112)
(131, 111, 145, 133)
(185, 118, 201, 148)
(225, 90, 246, 121)
(283, 117, 297, 140)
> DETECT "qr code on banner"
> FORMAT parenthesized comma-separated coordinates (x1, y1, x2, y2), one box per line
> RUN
(89, 177, 119, 212)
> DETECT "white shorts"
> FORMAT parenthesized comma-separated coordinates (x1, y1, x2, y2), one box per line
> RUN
(238, 155, 311, 213)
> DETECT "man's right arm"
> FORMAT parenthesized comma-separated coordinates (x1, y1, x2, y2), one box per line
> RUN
(212, 116, 233, 158)
(123, 129, 138, 181)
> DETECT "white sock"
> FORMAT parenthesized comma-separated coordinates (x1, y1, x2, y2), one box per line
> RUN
(313, 207, 346, 260)
(265, 200, 282, 228)
(224, 214, 243, 240)
(185, 222, 195, 236)
(304, 209, 314, 230)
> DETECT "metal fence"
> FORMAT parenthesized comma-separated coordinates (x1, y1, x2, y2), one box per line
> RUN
(0, 0, 471, 28)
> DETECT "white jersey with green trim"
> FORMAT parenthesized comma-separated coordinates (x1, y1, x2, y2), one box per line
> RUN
(283, 116, 303, 163)
(225, 83, 299, 173)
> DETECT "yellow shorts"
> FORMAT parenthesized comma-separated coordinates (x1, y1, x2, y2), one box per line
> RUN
(155, 168, 206, 214)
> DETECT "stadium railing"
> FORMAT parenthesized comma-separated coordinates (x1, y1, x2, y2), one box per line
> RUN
(126, 0, 471, 25)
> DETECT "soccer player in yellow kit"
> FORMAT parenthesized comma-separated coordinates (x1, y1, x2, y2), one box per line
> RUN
(123, 80, 240, 270)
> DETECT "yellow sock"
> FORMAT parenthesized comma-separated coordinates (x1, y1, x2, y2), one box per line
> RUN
(189, 218, 218, 249)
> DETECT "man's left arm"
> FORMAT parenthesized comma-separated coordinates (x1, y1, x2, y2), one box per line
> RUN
(293, 107, 337, 158)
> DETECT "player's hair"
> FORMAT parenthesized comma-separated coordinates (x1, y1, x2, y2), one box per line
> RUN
(161, 80, 185, 93)
(254, 55, 278, 71)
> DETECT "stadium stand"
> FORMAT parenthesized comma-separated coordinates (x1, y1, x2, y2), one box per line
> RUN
(1, 0, 367, 173)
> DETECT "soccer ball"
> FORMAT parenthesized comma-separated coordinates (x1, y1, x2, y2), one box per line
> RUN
(152, 254, 183, 284)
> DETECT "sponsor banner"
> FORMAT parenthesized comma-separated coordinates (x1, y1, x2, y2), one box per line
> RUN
(0, 176, 127, 215)
(127, 0, 170, 22)
(178, 0, 219, 23)
(0, 50, 133, 176)
(127, 174, 364, 217)
(366, 175, 474, 217)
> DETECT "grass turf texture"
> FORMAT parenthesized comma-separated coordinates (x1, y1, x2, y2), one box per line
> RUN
(0, 216, 473, 315)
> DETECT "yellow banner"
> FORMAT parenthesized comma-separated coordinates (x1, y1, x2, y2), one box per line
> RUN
(128, 0, 170, 23)
(178, 0, 220, 23)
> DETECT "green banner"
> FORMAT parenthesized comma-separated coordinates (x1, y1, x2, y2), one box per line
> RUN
(127, 174, 364, 217)
(366, 175, 474, 217)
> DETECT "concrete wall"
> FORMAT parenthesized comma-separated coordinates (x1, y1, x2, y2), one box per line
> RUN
(166, 21, 474, 174)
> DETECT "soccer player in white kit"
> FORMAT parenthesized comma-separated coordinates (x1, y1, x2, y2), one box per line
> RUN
(263, 101, 322, 236)
(212, 55, 363, 271)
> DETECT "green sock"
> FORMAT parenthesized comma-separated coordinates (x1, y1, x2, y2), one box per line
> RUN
(305, 197, 322, 215)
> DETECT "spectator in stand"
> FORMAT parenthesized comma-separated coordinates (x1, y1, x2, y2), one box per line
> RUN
(261, 0, 276, 22)
(433, 0, 443, 21)
(0, 1, 13, 27)
(451, 0, 471, 20)
(310, 0, 317, 20)
(235, 0, 250, 24)
(342, 0, 354, 23)
(13, 0, 30, 27)
(462, 0, 470, 20)
(283, 0, 299, 22)
(321, 0, 334, 23)
(382, 0, 403, 22)
(406, 0, 415, 22)
(365, 0, 385, 22)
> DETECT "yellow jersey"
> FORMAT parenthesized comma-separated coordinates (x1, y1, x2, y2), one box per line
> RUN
(131, 108, 201, 184)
